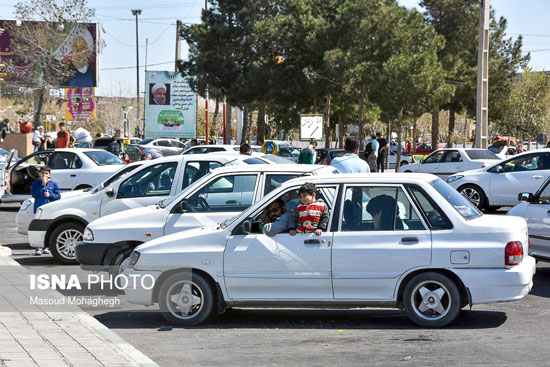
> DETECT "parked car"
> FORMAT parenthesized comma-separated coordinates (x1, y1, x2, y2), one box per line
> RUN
(446, 149, 550, 209)
(507, 176, 550, 261)
(488, 144, 517, 160)
(388, 150, 413, 169)
(315, 148, 344, 165)
(182, 144, 262, 155)
(0, 148, 19, 168)
(120, 173, 535, 328)
(16, 161, 146, 236)
(26, 153, 287, 264)
(0, 149, 126, 205)
(76, 164, 338, 273)
(134, 138, 186, 156)
(403, 142, 442, 155)
(262, 140, 300, 162)
(399, 148, 501, 178)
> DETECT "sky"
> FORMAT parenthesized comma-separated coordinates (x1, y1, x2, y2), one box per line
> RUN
(1, 0, 549, 98)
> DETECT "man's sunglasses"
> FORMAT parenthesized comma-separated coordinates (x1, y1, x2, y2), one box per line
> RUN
(267, 207, 281, 214)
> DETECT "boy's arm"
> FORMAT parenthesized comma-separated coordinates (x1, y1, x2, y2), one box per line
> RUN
(30, 180, 41, 199)
(50, 182, 61, 201)
(317, 205, 330, 231)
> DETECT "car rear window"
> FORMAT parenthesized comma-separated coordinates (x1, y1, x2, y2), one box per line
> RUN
(430, 178, 482, 220)
(243, 158, 268, 165)
(84, 151, 125, 166)
(137, 138, 153, 145)
(488, 145, 504, 154)
(329, 151, 345, 159)
(465, 150, 501, 160)
(259, 155, 296, 164)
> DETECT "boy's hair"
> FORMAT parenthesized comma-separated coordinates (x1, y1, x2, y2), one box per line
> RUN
(39, 166, 51, 173)
(59, 122, 66, 128)
(299, 182, 317, 196)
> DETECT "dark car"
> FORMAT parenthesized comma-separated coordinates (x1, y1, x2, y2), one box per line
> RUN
(315, 148, 344, 165)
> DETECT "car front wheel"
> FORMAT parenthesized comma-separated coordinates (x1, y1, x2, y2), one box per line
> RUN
(158, 272, 215, 326)
(49, 222, 84, 265)
(459, 184, 486, 209)
(403, 272, 461, 328)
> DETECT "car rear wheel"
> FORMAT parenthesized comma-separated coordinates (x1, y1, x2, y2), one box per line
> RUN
(459, 184, 486, 210)
(403, 272, 461, 328)
(158, 272, 215, 326)
(49, 222, 84, 265)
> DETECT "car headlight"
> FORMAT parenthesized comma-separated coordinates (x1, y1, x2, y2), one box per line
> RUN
(127, 251, 141, 268)
(445, 175, 464, 183)
(35, 208, 43, 219)
(82, 228, 94, 242)
(20, 199, 32, 211)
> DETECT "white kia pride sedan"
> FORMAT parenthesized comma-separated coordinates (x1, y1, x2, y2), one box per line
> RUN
(446, 149, 550, 209)
(507, 176, 550, 261)
(121, 173, 535, 328)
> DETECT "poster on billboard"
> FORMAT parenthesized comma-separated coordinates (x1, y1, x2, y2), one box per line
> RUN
(0, 20, 98, 87)
(145, 71, 196, 139)
(65, 87, 95, 121)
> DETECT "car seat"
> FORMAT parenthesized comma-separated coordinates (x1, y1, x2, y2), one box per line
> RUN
(343, 199, 361, 231)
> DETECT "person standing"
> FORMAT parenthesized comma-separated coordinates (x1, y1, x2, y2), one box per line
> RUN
(106, 137, 121, 156)
(31, 167, 61, 255)
(298, 140, 317, 164)
(1, 118, 11, 142)
(56, 122, 71, 148)
(33, 126, 46, 152)
(364, 142, 378, 172)
(376, 132, 389, 172)
(331, 137, 370, 173)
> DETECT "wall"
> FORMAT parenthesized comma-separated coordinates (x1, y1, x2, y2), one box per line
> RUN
(0, 133, 34, 157)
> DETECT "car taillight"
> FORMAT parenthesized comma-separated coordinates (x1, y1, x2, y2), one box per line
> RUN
(138, 147, 145, 151)
(505, 241, 523, 265)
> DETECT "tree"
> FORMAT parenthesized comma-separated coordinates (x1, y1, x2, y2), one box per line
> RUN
(6, 0, 97, 126)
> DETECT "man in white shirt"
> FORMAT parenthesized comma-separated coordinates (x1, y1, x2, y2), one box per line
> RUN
(331, 137, 371, 173)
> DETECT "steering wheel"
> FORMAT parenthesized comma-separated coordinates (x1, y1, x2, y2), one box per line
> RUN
(197, 196, 211, 211)
(26, 166, 40, 180)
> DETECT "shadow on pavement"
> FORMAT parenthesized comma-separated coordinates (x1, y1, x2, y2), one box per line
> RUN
(0, 206, 20, 212)
(530, 265, 550, 298)
(95, 308, 507, 331)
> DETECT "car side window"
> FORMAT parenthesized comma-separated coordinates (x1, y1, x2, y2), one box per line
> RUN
(408, 186, 452, 229)
(495, 154, 547, 173)
(48, 152, 76, 170)
(442, 150, 462, 163)
(22, 152, 52, 166)
(71, 155, 83, 169)
(186, 174, 258, 212)
(538, 181, 550, 204)
(117, 162, 178, 198)
(156, 140, 170, 147)
(340, 186, 422, 231)
(264, 174, 301, 195)
(182, 161, 222, 189)
(423, 151, 445, 164)
(170, 140, 184, 148)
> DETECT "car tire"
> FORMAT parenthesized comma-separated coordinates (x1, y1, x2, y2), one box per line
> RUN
(458, 184, 486, 210)
(403, 272, 461, 328)
(404, 170, 412, 173)
(49, 222, 84, 265)
(158, 272, 215, 326)
(109, 248, 134, 286)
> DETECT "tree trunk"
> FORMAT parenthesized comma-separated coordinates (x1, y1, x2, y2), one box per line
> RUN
(313, 95, 318, 114)
(463, 113, 468, 148)
(447, 108, 456, 148)
(325, 93, 331, 148)
(338, 113, 344, 149)
(412, 118, 418, 153)
(256, 101, 266, 146)
(386, 120, 392, 170)
(212, 99, 220, 139)
(240, 105, 249, 144)
(33, 88, 45, 128)
(431, 106, 440, 152)
(396, 113, 403, 171)
(358, 84, 366, 149)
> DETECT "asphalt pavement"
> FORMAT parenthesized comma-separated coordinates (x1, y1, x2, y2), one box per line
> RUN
(1, 202, 550, 366)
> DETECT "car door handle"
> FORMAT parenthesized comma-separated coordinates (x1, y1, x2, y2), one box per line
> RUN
(70, 174, 77, 177)
(225, 200, 237, 204)
(531, 175, 543, 179)
(304, 239, 322, 245)
(401, 237, 418, 242)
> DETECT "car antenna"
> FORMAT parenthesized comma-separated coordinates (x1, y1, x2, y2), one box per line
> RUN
(220, 158, 239, 167)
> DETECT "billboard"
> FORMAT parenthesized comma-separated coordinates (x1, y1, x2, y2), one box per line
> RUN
(145, 71, 196, 139)
(0, 20, 98, 87)
(65, 87, 96, 121)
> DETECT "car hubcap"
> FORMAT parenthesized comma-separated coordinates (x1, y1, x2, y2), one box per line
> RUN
(461, 188, 481, 207)
(56, 229, 82, 260)
(166, 281, 203, 319)
(411, 281, 450, 321)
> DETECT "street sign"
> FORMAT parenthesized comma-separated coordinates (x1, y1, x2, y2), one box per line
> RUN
(300, 114, 323, 140)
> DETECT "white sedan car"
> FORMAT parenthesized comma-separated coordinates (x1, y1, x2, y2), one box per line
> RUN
(446, 149, 550, 209)
(1, 148, 126, 204)
(122, 173, 535, 328)
(399, 148, 501, 178)
(507, 176, 550, 261)
(182, 144, 262, 154)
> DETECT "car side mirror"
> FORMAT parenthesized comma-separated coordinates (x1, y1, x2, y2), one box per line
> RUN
(496, 166, 504, 174)
(518, 192, 533, 202)
(242, 220, 251, 234)
(105, 188, 115, 197)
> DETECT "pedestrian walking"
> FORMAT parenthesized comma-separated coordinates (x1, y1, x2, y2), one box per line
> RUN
(56, 122, 71, 148)
(364, 141, 378, 172)
(376, 132, 389, 172)
(298, 140, 317, 164)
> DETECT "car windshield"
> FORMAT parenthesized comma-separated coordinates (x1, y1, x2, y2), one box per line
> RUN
(137, 138, 153, 145)
(488, 145, 504, 154)
(466, 149, 500, 160)
(84, 151, 125, 166)
(93, 164, 141, 192)
(431, 178, 482, 219)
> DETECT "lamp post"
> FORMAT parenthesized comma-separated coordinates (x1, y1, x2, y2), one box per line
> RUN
(131, 9, 142, 136)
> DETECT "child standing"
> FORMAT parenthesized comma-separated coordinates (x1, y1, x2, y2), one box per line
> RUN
(289, 182, 330, 236)
(31, 166, 61, 255)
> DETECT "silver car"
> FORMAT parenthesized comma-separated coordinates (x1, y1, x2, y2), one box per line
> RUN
(134, 138, 186, 156)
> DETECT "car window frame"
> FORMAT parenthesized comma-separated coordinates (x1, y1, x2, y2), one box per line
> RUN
(405, 183, 455, 229)
(423, 150, 445, 164)
(116, 162, 178, 199)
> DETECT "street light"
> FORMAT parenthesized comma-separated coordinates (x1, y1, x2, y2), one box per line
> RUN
(131, 9, 142, 136)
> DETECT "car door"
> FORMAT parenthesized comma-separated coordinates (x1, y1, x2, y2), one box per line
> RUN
(223, 185, 337, 299)
(332, 185, 431, 300)
(169, 140, 185, 154)
(417, 150, 445, 174)
(99, 161, 179, 216)
(489, 152, 550, 205)
(523, 180, 550, 258)
(154, 139, 172, 156)
(437, 150, 463, 178)
(164, 172, 260, 235)
(47, 151, 82, 190)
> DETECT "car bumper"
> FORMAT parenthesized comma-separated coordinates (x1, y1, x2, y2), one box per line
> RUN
(122, 268, 162, 306)
(453, 255, 536, 305)
(28, 230, 46, 248)
(75, 242, 110, 270)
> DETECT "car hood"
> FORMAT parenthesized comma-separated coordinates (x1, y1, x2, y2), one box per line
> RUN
(399, 162, 420, 172)
(38, 190, 98, 214)
(136, 225, 223, 253)
(90, 205, 162, 229)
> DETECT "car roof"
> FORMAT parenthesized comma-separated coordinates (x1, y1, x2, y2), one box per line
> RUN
(140, 153, 249, 164)
(204, 164, 336, 175)
(280, 172, 439, 186)
(38, 148, 113, 153)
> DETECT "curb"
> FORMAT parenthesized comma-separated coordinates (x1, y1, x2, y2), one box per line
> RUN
(0, 244, 13, 256)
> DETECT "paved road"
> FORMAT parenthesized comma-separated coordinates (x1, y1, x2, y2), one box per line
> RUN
(2, 202, 550, 366)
